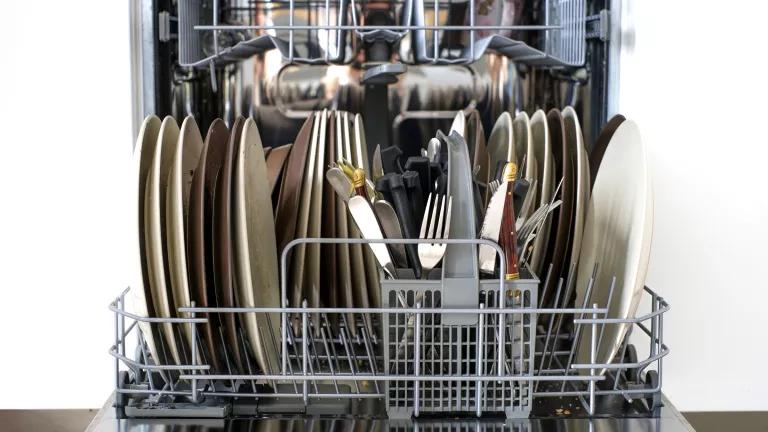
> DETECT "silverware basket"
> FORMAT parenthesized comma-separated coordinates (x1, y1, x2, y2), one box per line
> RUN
(382, 275, 538, 418)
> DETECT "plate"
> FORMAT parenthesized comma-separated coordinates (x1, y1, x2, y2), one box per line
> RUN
(589, 114, 626, 189)
(306, 110, 328, 314)
(528, 109, 555, 277)
(166, 116, 203, 360)
(562, 107, 590, 283)
(145, 116, 183, 365)
(334, 112, 356, 333)
(290, 112, 320, 309)
(486, 112, 514, 184)
(574, 119, 653, 372)
(188, 119, 229, 372)
(353, 114, 381, 309)
(274, 116, 314, 265)
(322, 114, 338, 314)
(232, 118, 282, 375)
(513, 111, 536, 219)
(213, 116, 246, 373)
(265, 143, 292, 194)
(342, 112, 370, 317)
(540, 109, 575, 307)
(130, 115, 163, 365)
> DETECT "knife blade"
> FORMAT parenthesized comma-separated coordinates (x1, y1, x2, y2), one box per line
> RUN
(373, 200, 408, 268)
(326, 166, 353, 202)
(347, 195, 396, 278)
(478, 177, 508, 275)
(372, 144, 384, 181)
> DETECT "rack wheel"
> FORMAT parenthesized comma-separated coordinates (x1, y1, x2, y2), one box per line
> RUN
(623, 344, 639, 381)
(115, 371, 129, 419)
(644, 370, 661, 414)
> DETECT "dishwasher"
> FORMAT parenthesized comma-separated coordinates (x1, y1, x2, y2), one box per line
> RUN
(89, 0, 693, 430)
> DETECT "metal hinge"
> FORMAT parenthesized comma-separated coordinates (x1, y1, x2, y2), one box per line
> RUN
(586, 9, 610, 41)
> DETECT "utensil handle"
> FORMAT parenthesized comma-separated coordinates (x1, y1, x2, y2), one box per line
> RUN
(499, 164, 520, 280)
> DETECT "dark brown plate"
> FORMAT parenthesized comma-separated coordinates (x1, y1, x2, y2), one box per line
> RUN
(589, 114, 626, 189)
(187, 119, 229, 373)
(274, 116, 314, 264)
(214, 116, 246, 373)
(540, 109, 575, 308)
(266, 143, 292, 195)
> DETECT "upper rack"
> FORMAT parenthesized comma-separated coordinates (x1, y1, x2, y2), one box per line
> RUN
(178, 0, 586, 68)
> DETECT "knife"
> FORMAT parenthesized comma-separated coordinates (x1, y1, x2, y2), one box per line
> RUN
(347, 195, 395, 278)
(498, 163, 521, 280)
(372, 144, 384, 181)
(478, 174, 507, 275)
(373, 200, 408, 268)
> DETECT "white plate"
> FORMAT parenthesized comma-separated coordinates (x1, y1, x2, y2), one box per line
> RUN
(486, 112, 514, 183)
(353, 114, 381, 309)
(334, 111, 356, 333)
(290, 112, 320, 309)
(562, 107, 590, 277)
(166, 116, 203, 353)
(529, 109, 555, 276)
(574, 119, 653, 372)
(306, 110, 327, 313)
(233, 118, 281, 374)
(344, 112, 370, 314)
(130, 115, 163, 365)
(145, 116, 183, 365)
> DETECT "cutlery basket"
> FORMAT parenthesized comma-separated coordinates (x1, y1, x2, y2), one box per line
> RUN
(381, 273, 538, 418)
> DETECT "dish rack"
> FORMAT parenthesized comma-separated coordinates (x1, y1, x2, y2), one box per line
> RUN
(178, 0, 586, 68)
(110, 237, 669, 419)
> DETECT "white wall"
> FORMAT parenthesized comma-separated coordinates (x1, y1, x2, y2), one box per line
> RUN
(617, 0, 768, 412)
(0, 2, 132, 408)
(1, 0, 766, 412)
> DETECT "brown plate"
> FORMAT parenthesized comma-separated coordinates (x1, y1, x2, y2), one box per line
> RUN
(214, 116, 247, 373)
(266, 143, 292, 194)
(540, 109, 575, 308)
(589, 114, 626, 189)
(322, 115, 337, 312)
(187, 119, 229, 373)
(274, 116, 314, 267)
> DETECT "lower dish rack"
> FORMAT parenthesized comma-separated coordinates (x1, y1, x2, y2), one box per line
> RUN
(109, 238, 669, 420)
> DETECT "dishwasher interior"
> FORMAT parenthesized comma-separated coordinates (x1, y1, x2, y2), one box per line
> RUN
(110, 0, 680, 429)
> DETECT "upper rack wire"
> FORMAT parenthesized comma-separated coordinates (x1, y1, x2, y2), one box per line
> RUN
(178, 0, 585, 67)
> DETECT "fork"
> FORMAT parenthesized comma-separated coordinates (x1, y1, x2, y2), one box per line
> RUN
(418, 193, 452, 279)
(488, 179, 501, 196)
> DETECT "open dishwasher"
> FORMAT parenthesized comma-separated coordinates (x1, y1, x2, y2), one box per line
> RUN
(89, 0, 694, 430)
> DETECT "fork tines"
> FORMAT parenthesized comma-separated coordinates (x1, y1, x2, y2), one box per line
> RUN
(418, 193, 453, 273)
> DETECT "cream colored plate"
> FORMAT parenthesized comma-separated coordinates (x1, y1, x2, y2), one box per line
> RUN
(305, 110, 328, 312)
(353, 114, 381, 309)
(513, 111, 537, 219)
(529, 110, 555, 276)
(166, 116, 203, 354)
(233, 118, 281, 375)
(574, 119, 653, 373)
(130, 115, 162, 365)
(145, 116, 182, 365)
(290, 112, 320, 309)
(563, 107, 590, 277)
(344, 112, 370, 316)
(334, 111, 356, 334)
(486, 112, 513, 183)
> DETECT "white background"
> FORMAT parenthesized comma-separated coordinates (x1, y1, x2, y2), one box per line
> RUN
(0, 0, 766, 412)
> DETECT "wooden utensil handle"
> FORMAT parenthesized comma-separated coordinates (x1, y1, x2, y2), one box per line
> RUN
(499, 163, 520, 280)
(352, 168, 369, 200)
